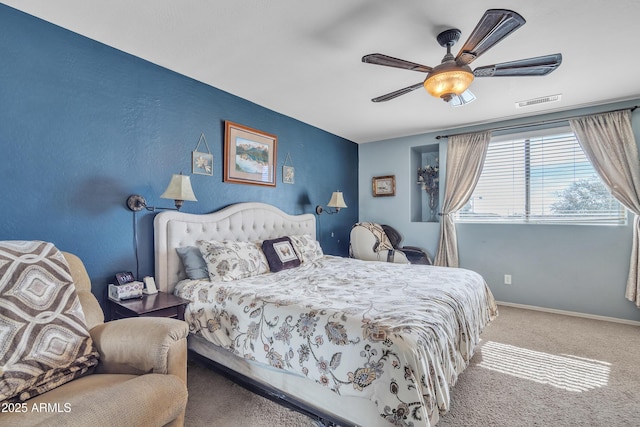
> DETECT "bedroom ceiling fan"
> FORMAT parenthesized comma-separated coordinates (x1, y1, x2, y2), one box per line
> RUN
(362, 9, 562, 106)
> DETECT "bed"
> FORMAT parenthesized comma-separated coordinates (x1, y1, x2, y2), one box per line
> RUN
(154, 202, 497, 427)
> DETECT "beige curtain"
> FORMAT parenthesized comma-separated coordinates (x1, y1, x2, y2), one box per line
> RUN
(569, 110, 640, 306)
(434, 131, 491, 267)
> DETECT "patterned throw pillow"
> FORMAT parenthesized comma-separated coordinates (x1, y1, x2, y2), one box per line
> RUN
(0, 241, 100, 402)
(261, 237, 301, 272)
(289, 234, 324, 263)
(197, 240, 269, 282)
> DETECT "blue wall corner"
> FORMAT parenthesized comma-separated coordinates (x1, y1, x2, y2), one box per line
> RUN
(0, 5, 359, 310)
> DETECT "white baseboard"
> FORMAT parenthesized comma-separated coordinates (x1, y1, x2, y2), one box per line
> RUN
(496, 300, 640, 327)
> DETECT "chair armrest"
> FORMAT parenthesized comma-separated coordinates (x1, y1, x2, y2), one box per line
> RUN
(401, 245, 427, 252)
(90, 317, 189, 382)
(400, 246, 433, 265)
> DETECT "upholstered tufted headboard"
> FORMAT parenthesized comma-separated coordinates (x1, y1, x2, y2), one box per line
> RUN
(154, 202, 316, 293)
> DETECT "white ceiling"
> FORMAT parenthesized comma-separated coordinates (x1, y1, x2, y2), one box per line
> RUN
(5, 0, 640, 143)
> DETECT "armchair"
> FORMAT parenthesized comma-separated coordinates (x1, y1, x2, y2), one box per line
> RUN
(350, 222, 432, 265)
(0, 250, 189, 427)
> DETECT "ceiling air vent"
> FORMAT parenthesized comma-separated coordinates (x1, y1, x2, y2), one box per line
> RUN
(515, 94, 561, 109)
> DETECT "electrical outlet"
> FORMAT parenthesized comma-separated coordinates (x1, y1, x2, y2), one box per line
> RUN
(504, 274, 512, 285)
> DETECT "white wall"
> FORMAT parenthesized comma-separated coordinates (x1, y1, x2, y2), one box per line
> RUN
(358, 99, 640, 322)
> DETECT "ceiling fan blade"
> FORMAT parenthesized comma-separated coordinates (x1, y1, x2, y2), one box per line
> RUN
(371, 82, 424, 102)
(363, 54, 433, 73)
(473, 53, 562, 77)
(455, 9, 526, 66)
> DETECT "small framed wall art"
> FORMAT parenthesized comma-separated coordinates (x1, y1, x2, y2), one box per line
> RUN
(192, 133, 213, 176)
(283, 166, 295, 184)
(224, 121, 277, 187)
(372, 175, 396, 197)
(282, 153, 295, 184)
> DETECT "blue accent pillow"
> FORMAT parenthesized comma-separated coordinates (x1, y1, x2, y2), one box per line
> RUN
(176, 246, 209, 280)
(261, 237, 301, 272)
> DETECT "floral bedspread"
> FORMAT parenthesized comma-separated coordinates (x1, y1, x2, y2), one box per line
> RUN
(176, 255, 497, 427)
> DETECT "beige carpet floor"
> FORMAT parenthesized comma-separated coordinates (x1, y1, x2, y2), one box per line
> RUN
(185, 305, 640, 426)
(185, 361, 318, 427)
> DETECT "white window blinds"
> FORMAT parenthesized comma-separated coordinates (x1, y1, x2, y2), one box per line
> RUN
(455, 126, 626, 225)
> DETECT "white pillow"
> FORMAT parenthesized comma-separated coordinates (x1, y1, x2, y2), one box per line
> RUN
(289, 234, 323, 263)
(197, 240, 269, 282)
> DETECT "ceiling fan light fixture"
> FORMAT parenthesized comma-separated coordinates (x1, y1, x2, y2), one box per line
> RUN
(423, 62, 474, 101)
(449, 89, 476, 107)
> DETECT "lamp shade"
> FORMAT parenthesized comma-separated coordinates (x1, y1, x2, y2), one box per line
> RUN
(160, 174, 197, 202)
(327, 191, 347, 209)
(423, 62, 474, 100)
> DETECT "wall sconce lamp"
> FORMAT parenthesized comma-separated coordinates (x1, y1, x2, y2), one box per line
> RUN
(126, 173, 198, 212)
(315, 191, 347, 215)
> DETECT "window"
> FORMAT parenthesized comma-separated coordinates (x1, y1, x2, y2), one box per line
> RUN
(456, 125, 626, 225)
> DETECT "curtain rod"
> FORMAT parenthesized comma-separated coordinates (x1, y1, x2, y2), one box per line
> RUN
(434, 105, 638, 140)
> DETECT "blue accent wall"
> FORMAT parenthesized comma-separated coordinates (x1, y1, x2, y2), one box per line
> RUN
(0, 5, 358, 308)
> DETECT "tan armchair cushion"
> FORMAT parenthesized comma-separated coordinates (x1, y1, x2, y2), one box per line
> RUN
(0, 373, 188, 427)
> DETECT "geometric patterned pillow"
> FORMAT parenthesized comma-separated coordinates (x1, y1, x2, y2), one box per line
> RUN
(0, 241, 100, 402)
(197, 240, 269, 282)
(289, 234, 324, 264)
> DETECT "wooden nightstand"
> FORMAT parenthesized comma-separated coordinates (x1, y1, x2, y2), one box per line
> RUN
(108, 291, 190, 321)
